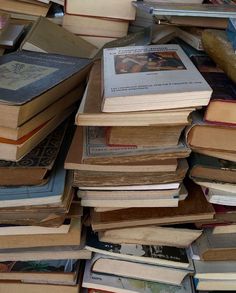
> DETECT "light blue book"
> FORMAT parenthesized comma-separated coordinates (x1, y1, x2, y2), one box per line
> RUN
(0, 151, 67, 207)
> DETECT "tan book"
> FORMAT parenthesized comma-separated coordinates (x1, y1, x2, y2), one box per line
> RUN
(63, 14, 129, 38)
(65, 126, 190, 169)
(73, 159, 188, 187)
(192, 228, 236, 261)
(1, 0, 50, 17)
(186, 112, 236, 153)
(106, 125, 185, 147)
(0, 85, 83, 140)
(20, 16, 98, 59)
(0, 219, 81, 249)
(91, 181, 215, 231)
(0, 106, 73, 161)
(65, 0, 136, 20)
(0, 282, 81, 293)
(197, 148, 236, 163)
(99, 226, 202, 248)
(75, 61, 195, 127)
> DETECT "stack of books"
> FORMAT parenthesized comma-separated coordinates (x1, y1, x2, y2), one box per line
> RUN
(0, 49, 93, 291)
(185, 44, 236, 291)
(62, 0, 136, 48)
(64, 43, 215, 292)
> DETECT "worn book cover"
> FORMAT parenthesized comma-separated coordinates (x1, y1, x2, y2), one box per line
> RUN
(85, 229, 190, 268)
(83, 260, 193, 293)
(0, 51, 91, 105)
(102, 44, 212, 112)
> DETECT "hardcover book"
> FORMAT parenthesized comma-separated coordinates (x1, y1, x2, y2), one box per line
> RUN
(102, 44, 212, 112)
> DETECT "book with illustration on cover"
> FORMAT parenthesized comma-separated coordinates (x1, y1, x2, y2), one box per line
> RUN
(0, 51, 91, 128)
(85, 229, 191, 269)
(102, 44, 212, 112)
(75, 61, 194, 127)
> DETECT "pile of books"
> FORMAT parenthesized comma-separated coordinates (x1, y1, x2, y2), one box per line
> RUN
(0, 48, 92, 291)
(65, 42, 215, 292)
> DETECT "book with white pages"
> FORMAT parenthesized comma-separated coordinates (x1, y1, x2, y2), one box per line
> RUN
(202, 186, 236, 206)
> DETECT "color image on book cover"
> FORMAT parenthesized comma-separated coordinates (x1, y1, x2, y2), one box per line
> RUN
(114, 51, 186, 74)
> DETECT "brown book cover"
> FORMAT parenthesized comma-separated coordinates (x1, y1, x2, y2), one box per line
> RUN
(91, 181, 215, 231)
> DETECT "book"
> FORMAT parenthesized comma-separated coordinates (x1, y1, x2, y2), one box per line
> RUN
(91, 253, 190, 286)
(73, 159, 188, 187)
(0, 121, 67, 186)
(0, 106, 73, 161)
(0, 85, 84, 141)
(78, 185, 188, 208)
(63, 14, 129, 38)
(0, 282, 81, 293)
(134, 2, 236, 18)
(98, 226, 202, 248)
(0, 218, 81, 249)
(20, 16, 98, 59)
(189, 153, 236, 184)
(178, 27, 204, 51)
(186, 111, 236, 153)
(76, 61, 194, 126)
(83, 259, 194, 293)
(165, 16, 228, 28)
(0, 259, 79, 285)
(194, 147, 236, 162)
(202, 186, 236, 206)
(1, 0, 51, 17)
(64, 0, 136, 20)
(0, 12, 10, 31)
(91, 181, 215, 230)
(65, 126, 190, 167)
(102, 44, 212, 112)
(85, 230, 191, 269)
(192, 228, 236, 261)
(0, 24, 25, 48)
(202, 72, 236, 125)
(106, 125, 185, 147)
(0, 51, 91, 128)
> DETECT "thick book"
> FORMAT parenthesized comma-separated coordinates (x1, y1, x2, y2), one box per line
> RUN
(65, 0, 136, 20)
(189, 153, 236, 184)
(102, 44, 212, 112)
(65, 126, 190, 168)
(85, 229, 191, 269)
(0, 51, 91, 128)
(83, 259, 194, 293)
(73, 159, 188, 187)
(91, 253, 190, 286)
(186, 111, 236, 153)
(0, 259, 79, 285)
(192, 228, 236, 261)
(20, 16, 98, 59)
(91, 181, 215, 230)
(106, 125, 185, 147)
(0, 121, 67, 186)
(76, 61, 194, 126)
(98, 225, 202, 248)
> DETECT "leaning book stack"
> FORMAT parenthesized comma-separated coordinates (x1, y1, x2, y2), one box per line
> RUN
(65, 43, 214, 292)
(0, 49, 92, 292)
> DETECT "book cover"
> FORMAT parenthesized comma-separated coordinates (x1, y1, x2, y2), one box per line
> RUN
(0, 51, 91, 105)
(102, 44, 212, 112)
(83, 260, 193, 293)
(86, 229, 189, 267)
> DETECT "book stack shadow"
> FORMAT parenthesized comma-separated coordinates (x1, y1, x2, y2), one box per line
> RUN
(0, 50, 92, 292)
(65, 44, 214, 292)
(186, 49, 236, 291)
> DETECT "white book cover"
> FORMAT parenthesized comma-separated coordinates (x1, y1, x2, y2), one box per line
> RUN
(102, 44, 212, 112)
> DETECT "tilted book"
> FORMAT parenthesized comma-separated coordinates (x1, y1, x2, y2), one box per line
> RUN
(102, 44, 212, 112)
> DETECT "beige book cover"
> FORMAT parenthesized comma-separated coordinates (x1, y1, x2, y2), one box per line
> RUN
(21, 16, 98, 58)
